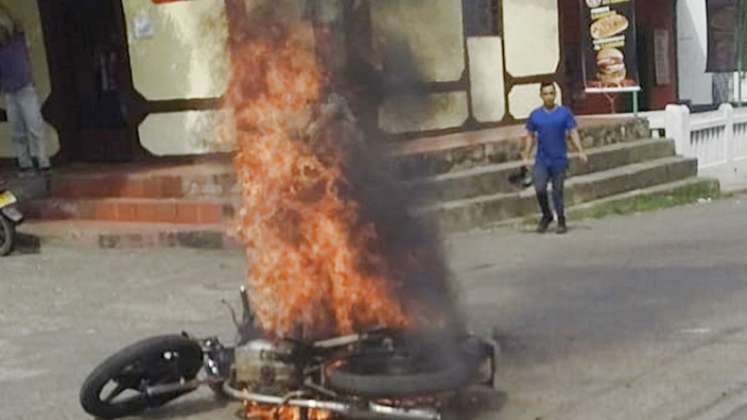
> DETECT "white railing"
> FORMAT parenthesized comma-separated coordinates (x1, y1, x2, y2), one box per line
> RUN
(664, 103, 747, 169)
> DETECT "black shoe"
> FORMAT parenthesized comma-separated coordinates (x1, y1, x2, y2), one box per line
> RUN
(536, 216, 553, 233)
(557, 218, 568, 235)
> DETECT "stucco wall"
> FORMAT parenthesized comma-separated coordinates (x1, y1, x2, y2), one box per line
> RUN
(371, 0, 470, 134)
(379, 92, 469, 133)
(677, 0, 712, 105)
(0, 0, 59, 160)
(503, 0, 560, 79)
(374, 0, 561, 132)
(139, 110, 232, 156)
(123, 0, 229, 101)
(468, 36, 505, 123)
(503, 0, 560, 120)
(123, 0, 229, 156)
(509, 83, 563, 120)
(371, 0, 465, 83)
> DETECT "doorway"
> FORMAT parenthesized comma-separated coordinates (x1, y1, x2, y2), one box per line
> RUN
(40, 0, 135, 163)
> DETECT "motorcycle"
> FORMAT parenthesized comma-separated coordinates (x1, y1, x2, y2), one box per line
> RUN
(0, 189, 23, 256)
(80, 287, 498, 420)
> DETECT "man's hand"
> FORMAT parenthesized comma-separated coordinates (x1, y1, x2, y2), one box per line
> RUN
(522, 130, 535, 168)
(569, 129, 587, 165)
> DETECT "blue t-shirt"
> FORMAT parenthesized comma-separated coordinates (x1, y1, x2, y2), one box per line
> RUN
(525, 105, 577, 168)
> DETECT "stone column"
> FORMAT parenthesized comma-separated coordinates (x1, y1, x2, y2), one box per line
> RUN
(665, 104, 691, 158)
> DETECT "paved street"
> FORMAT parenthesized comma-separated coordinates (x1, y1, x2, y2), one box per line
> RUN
(2, 194, 747, 420)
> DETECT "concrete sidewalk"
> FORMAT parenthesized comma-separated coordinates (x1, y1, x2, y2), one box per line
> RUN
(2, 193, 747, 420)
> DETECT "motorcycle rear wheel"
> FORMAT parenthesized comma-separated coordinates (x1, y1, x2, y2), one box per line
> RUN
(79, 335, 203, 419)
(0, 215, 14, 256)
(327, 337, 485, 398)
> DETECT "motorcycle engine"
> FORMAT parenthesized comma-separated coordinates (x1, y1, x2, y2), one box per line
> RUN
(232, 339, 299, 394)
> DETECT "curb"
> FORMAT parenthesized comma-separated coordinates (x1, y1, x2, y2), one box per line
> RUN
(16, 223, 243, 251)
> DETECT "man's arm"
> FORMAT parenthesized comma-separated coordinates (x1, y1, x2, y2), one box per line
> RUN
(522, 130, 536, 167)
(568, 128, 588, 164)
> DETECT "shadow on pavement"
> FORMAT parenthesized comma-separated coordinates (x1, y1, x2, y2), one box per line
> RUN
(138, 396, 235, 420)
(443, 386, 508, 420)
(13, 233, 42, 255)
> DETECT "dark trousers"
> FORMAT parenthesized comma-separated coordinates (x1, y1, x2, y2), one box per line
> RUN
(534, 163, 566, 221)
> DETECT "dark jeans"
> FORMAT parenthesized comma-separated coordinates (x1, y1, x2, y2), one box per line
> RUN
(534, 163, 566, 221)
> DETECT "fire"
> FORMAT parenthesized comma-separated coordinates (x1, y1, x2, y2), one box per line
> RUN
(224, 5, 408, 340)
(243, 402, 333, 420)
(220, 3, 461, 419)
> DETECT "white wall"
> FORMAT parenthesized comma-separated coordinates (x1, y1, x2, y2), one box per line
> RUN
(677, 0, 713, 105)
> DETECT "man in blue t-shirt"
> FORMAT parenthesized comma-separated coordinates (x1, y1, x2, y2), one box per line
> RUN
(522, 82, 588, 234)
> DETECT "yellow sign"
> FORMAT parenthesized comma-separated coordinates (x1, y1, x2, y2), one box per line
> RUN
(0, 191, 18, 207)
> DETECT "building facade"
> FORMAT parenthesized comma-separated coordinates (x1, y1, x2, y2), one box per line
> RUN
(0, 0, 717, 164)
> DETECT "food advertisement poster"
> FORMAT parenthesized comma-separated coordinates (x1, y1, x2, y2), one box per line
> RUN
(580, 0, 641, 93)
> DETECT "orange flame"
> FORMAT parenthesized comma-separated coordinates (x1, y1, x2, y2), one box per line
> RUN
(243, 402, 333, 420)
(225, 14, 408, 340)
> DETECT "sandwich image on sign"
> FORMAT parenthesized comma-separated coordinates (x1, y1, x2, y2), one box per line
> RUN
(596, 47, 626, 85)
(590, 13, 629, 39)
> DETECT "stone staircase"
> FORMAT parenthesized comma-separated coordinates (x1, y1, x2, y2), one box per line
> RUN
(14, 117, 719, 248)
(396, 118, 719, 233)
(18, 158, 242, 249)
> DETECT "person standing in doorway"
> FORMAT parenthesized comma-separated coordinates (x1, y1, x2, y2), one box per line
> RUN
(0, 4, 50, 176)
(522, 82, 588, 234)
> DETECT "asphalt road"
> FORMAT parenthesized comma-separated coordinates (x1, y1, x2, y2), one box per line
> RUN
(2, 194, 747, 420)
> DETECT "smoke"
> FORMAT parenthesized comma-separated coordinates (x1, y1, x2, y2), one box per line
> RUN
(332, 3, 464, 335)
(340, 114, 464, 335)
(225, 0, 464, 338)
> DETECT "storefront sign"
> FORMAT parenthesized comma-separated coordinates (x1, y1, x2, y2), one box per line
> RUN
(654, 29, 671, 86)
(580, 0, 641, 93)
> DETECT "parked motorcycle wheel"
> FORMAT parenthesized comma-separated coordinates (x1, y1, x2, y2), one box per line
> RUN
(80, 335, 203, 419)
(327, 337, 485, 398)
(0, 215, 14, 256)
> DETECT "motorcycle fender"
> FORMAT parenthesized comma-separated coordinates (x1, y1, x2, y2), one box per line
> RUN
(1, 206, 23, 223)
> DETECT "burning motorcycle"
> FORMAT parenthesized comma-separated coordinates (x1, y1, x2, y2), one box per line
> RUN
(80, 287, 497, 420)
(0, 189, 23, 256)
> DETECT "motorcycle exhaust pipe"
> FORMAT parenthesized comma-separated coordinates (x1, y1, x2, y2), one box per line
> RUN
(145, 378, 201, 397)
(222, 383, 441, 420)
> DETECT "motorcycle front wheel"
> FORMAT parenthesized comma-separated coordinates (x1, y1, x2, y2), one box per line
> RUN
(0, 215, 14, 256)
(79, 335, 203, 419)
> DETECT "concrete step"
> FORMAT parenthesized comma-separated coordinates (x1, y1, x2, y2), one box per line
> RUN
(483, 177, 720, 232)
(410, 138, 676, 202)
(421, 156, 699, 232)
(16, 220, 241, 250)
(395, 118, 650, 179)
(49, 168, 238, 199)
(21, 197, 238, 225)
(566, 177, 720, 220)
